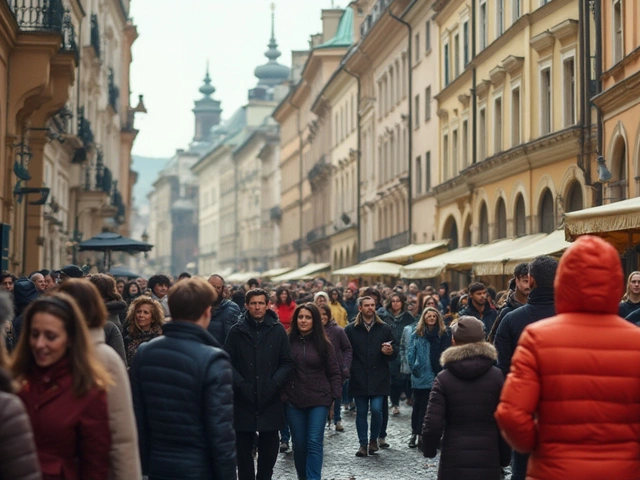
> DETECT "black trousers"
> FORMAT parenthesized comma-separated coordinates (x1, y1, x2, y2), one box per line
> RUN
(411, 388, 431, 435)
(236, 430, 279, 480)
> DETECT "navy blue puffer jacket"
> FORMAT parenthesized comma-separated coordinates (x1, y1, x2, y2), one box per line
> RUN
(207, 299, 240, 346)
(130, 321, 236, 480)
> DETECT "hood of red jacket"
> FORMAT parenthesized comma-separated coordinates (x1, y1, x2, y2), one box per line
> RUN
(555, 235, 623, 315)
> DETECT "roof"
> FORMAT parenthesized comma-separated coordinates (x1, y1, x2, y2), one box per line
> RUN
(317, 8, 354, 49)
(364, 240, 449, 264)
(271, 263, 331, 282)
(564, 196, 640, 251)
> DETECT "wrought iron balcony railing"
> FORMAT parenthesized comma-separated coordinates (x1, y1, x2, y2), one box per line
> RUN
(90, 13, 100, 58)
(9, 0, 64, 32)
(77, 106, 94, 147)
(108, 68, 119, 112)
(60, 7, 78, 57)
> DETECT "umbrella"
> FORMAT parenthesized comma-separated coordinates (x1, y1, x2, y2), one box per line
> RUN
(79, 232, 153, 269)
(108, 266, 140, 279)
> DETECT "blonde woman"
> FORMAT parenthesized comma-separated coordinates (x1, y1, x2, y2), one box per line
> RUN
(619, 271, 640, 319)
(12, 292, 112, 480)
(123, 296, 164, 366)
(406, 306, 451, 449)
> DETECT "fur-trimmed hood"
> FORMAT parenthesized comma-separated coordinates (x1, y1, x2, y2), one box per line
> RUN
(440, 341, 498, 380)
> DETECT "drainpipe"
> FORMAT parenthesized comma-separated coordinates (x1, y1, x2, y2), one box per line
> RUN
(594, 0, 603, 171)
(577, 0, 589, 182)
(287, 97, 303, 266)
(471, 0, 477, 165)
(388, 6, 413, 241)
(343, 66, 361, 261)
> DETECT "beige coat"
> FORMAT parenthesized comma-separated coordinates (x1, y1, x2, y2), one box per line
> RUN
(90, 328, 142, 480)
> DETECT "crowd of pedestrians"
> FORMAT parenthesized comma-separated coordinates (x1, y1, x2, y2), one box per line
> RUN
(1, 235, 640, 479)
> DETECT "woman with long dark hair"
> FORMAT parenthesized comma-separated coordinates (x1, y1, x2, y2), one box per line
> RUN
(282, 303, 342, 480)
(407, 306, 451, 449)
(273, 286, 296, 331)
(12, 292, 112, 479)
(90, 274, 128, 331)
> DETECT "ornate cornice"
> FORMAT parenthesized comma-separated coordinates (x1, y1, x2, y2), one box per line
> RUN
(502, 55, 524, 75)
(489, 66, 506, 87)
(549, 19, 578, 45)
(530, 31, 555, 54)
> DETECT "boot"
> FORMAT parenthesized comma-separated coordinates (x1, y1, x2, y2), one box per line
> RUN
(378, 437, 390, 448)
(408, 434, 417, 448)
(355, 444, 368, 457)
(368, 440, 379, 455)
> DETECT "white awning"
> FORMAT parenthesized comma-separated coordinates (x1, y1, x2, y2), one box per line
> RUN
(271, 263, 331, 282)
(261, 267, 292, 278)
(565, 196, 640, 251)
(226, 271, 261, 284)
(364, 240, 449, 264)
(400, 236, 544, 279)
(333, 261, 403, 277)
(473, 230, 572, 276)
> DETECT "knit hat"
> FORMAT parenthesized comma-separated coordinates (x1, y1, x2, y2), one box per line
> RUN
(451, 316, 485, 344)
(314, 291, 329, 303)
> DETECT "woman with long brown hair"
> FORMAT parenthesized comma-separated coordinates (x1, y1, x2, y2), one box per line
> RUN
(57, 280, 141, 479)
(12, 292, 112, 479)
(406, 306, 451, 449)
(123, 296, 164, 366)
(89, 273, 128, 331)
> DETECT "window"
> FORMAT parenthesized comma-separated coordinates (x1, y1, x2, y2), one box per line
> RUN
(563, 57, 576, 126)
(444, 43, 450, 86)
(497, 0, 504, 36)
(478, 107, 487, 161)
(495, 198, 507, 239)
(515, 194, 526, 235)
(425, 86, 431, 121)
(463, 21, 470, 65)
(425, 151, 431, 191)
(539, 189, 555, 233)
(415, 33, 420, 61)
(540, 66, 552, 134)
(395, 60, 402, 100)
(453, 33, 460, 77)
(389, 68, 395, 106)
(378, 82, 383, 117)
(479, 1, 487, 50)
(479, 202, 489, 243)
(443, 133, 449, 180)
(390, 134, 396, 177)
(415, 94, 420, 126)
(613, 0, 623, 64)
(462, 119, 469, 168)
(351, 95, 355, 131)
(513, 0, 521, 21)
(511, 86, 521, 145)
(402, 56, 407, 97)
(494, 96, 502, 153)
(425, 19, 431, 51)
(566, 181, 583, 212)
(415, 156, 422, 194)
(452, 129, 459, 177)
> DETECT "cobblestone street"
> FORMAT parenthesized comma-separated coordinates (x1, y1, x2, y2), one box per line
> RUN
(273, 402, 440, 480)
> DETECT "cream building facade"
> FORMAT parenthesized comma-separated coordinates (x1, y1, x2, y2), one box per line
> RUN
(433, 0, 589, 258)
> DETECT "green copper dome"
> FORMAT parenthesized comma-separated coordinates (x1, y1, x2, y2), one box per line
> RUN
(254, 8, 290, 87)
(317, 8, 354, 49)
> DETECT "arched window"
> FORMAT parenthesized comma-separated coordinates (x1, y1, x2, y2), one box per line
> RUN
(463, 216, 472, 247)
(478, 202, 489, 243)
(565, 181, 583, 213)
(609, 135, 627, 202)
(514, 194, 526, 236)
(444, 216, 459, 249)
(495, 198, 507, 239)
(539, 189, 555, 233)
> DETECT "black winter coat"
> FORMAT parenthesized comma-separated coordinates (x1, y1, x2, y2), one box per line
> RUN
(323, 320, 353, 380)
(487, 291, 525, 343)
(422, 342, 510, 480)
(345, 314, 397, 397)
(105, 300, 127, 330)
(130, 321, 236, 480)
(625, 307, 640, 325)
(494, 286, 555, 376)
(104, 321, 127, 366)
(382, 310, 416, 378)
(620, 299, 640, 320)
(207, 299, 240, 346)
(223, 309, 294, 432)
(425, 327, 452, 375)
(460, 302, 498, 337)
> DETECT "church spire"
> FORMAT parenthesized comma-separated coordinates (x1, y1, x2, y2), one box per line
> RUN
(199, 60, 216, 98)
(254, 3, 290, 88)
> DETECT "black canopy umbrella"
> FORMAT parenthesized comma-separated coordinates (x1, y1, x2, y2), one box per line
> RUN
(78, 232, 153, 270)
(108, 266, 140, 279)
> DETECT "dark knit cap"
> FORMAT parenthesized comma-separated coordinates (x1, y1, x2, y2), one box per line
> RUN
(451, 316, 485, 344)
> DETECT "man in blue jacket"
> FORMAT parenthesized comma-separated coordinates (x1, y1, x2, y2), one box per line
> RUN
(207, 274, 241, 345)
(131, 278, 236, 480)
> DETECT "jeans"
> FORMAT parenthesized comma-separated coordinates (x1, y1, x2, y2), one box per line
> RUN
(333, 399, 341, 424)
(411, 388, 430, 435)
(511, 451, 530, 480)
(236, 430, 279, 480)
(286, 403, 329, 480)
(354, 395, 384, 445)
(341, 380, 351, 404)
(280, 405, 290, 443)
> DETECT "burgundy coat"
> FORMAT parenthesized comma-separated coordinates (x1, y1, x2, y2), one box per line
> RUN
(282, 333, 342, 408)
(18, 357, 111, 480)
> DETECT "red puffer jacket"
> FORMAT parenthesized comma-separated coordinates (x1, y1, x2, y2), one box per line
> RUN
(495, 235, 640, 480)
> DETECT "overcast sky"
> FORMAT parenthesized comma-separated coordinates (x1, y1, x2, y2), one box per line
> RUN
(129, 0, 340, 158)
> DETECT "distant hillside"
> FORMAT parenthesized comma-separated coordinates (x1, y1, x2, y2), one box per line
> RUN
(132, 155, 169, 207)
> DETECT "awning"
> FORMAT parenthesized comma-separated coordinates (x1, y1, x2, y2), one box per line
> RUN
(226, 271, 261, 284)
(473, 230, 572, 276)
(271, 263, 331, 282)
(333, 261, 402, 277)
(400, 236, 544, 279)
(564, 197, 640, 251)
(261, 267, 292, 278)
(364, 240, 449, 264)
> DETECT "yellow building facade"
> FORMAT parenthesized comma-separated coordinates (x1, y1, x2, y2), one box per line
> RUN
(433, 0, 590, 258)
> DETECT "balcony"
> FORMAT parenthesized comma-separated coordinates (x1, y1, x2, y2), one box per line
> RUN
(374, 230, 410, 253)
(108, 68, 119, 113)
(10, 0, 64, 32)
(77, 106, 94, 147)
(269, 205, 282, 221)
(306, 225, 327, 245)
(90, 14, 100, 58)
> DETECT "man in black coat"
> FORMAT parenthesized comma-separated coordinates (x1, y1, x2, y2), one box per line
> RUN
(493, 255, 557, 480)
(130, 277, 236, 480)
(488, 263, 530, 343)
(345, 296, 397, 457)
(224, 288, 294, 480)
(207, 274, 240, 345)
(459, 282, 498, 337)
